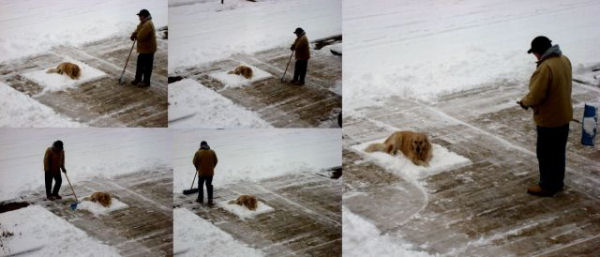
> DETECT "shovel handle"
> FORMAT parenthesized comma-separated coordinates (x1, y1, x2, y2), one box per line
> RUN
(64, 172, 78, 202)
(190, 171, 197, 190)
(281, 50, 294, 82)
(119, 40, 136, 83)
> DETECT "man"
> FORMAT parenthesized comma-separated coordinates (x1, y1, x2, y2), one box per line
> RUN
(130, 9, 157, 87)
(518, 36, 572, 197)
(193, 141, 218, 206)
(290, 27, 310, 86)
(44, 140, 67, 200)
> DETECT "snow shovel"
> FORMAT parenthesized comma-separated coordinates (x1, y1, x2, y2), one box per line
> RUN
(64, 172, 79, 210)
(118, 39, 136, 85)
(182, 172, 199, 195)
(280, 50, 294, 83)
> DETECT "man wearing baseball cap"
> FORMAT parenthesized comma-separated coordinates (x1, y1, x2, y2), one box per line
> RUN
(130, 9, 157, 87)
(518, 36, 573, 197)
(290, 27, 310, 86)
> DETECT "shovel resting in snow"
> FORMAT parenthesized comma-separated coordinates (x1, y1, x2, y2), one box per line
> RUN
(119, 40, 136, 85)
(64, 172, 79, 210)
(183, 171, 199, 195)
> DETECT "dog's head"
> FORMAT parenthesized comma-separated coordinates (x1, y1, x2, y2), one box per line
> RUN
(411, 133, 432, 161)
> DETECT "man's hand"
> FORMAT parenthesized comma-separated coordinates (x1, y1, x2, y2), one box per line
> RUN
(62, 169, 67, 173)
(517, 101, 529, 110)
(130, 32, 137, 41)
(290, 44, 295, 51)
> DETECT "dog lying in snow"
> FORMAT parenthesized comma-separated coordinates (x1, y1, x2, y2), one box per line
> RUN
(83, 192, 112, 207)
(46, 62, 81, 80)
(227, 65, 253, 79)
(229, 194, 258, 211)
(365, 131, 433, 167)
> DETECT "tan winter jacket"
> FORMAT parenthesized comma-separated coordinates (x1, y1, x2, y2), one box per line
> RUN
(521, 54, 573, 127)
(292, 34, 310, 60)
(44, 147, 65, 174)
(193, 149, 218, 177)
(132, 18, 157, 54)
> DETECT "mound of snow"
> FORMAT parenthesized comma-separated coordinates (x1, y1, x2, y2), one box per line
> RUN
(208, 64, 272, 89)
(217, 199, 274, 220)
(22, 60, 107, 92)
(77, 197, 128, 216)
(352, 139, 471, 182)
(0, 205, 121, 257)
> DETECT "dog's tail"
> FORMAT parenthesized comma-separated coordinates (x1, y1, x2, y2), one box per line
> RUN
(228, 199, 236, 204)
(46, 68, 58, 74)
(364, 143, 389, 153)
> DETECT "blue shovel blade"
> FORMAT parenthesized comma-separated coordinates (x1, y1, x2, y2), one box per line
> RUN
(70, 202, 78, 210)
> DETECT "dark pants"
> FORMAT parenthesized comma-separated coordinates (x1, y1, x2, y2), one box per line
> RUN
(293, 59, 308, 83)
(536, 124, 569, 191)
(197, 175, 213, 203)
(135, 53, 154, 84)
(45, 172, 62, 197)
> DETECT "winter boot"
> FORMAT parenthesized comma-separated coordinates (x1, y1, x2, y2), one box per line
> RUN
(527, 184, 560, 197)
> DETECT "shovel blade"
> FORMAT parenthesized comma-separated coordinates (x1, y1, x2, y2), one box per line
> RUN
(70, 202, 78, 210)
(183, 188, 199, 195)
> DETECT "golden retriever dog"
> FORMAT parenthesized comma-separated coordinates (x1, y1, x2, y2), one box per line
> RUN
(228, 194, 258, 211)
(365, 131, 433, 166)
(84, 192, 112, 207)
(46, 62, 81, 80)
(227, 65, 253, 79)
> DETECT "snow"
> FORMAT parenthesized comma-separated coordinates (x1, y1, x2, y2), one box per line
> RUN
(343, 0, 600, 113)
(77, 197, 128, 216)
(342, 207, 437, 257)
(352, 139, 471, 183)
(0, 0, 167, 63)
(582, 117, 597, 135)
(208, 64, 272, 89)
(0, 205, 121, 257)
(22, 60, 107, 93)
(0, 129, 170, 202)
(0, 82, 84, 127)
(173, 129, 341, 193)
(169, 0, 341, 73)
(217, 199, 274, 220)
(168, 79, 271, 128)
(173, 208, 265, 257)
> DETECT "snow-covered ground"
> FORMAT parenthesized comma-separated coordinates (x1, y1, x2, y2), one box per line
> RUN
(0, 205, 121, 257)
(343, 0, 600, 113)
(0, 128, 170, 202)
(342, 207, 437, 257)
(0, 82, 84, 127)
(23, 60, 107, 93)
(173, 208, 265, 257)
(169, 0, 341, 73)
(216, 199, 274, 220)
(172, 129, 341, 192)
(168, 79, 272, 128)
(0, 0, 167, 63)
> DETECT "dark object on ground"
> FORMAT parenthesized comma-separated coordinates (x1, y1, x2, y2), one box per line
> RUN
(168, 76, 184, 84)
(338, 112, 342, 127)
(330, 166, 342, 179)
(119, 40, 136, 85)
(330, 49, 342, 56)
(314, 35, 342, 50)
(183, 172, 199, 195)
(0, 201, 30, 213)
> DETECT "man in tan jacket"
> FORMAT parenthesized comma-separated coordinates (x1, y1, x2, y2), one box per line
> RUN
(290, 27, 310, 86)
(130, 9, 157, 87)
(193, 141, 218, 206)
(44, 140, 67, 200)
(518, 36, 572, 197)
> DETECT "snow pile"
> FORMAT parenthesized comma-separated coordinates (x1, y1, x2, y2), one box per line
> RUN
(168, 79, 271, 128)
(173, 208, 265, 257)
(22, 60, 107, 92)
(352, 140, 471, 183)
(0, 205, 121, 257)
(0, 129, 170, 202)
(583, 117, 597, 135)
(0, 0, 167, 63)
(343, 0, 600, 112)
(0, 82, 84, 127)
(173, 129, 341, 192)
(217, 199, 274, 220)
(343, 207, 438, 257)
(169, 0, 341, 73)
(208, 64, 272, 89)
(77, 197, 128, 216)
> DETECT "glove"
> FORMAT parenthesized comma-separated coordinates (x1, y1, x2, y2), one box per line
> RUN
(62, 169, 67, 173)
(130, 32, 137, 41)
(517, 101, 529, 110)
(290, 44, 295, 51)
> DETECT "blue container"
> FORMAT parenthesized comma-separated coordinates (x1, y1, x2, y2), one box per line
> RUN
(581, 104, 597, 146)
